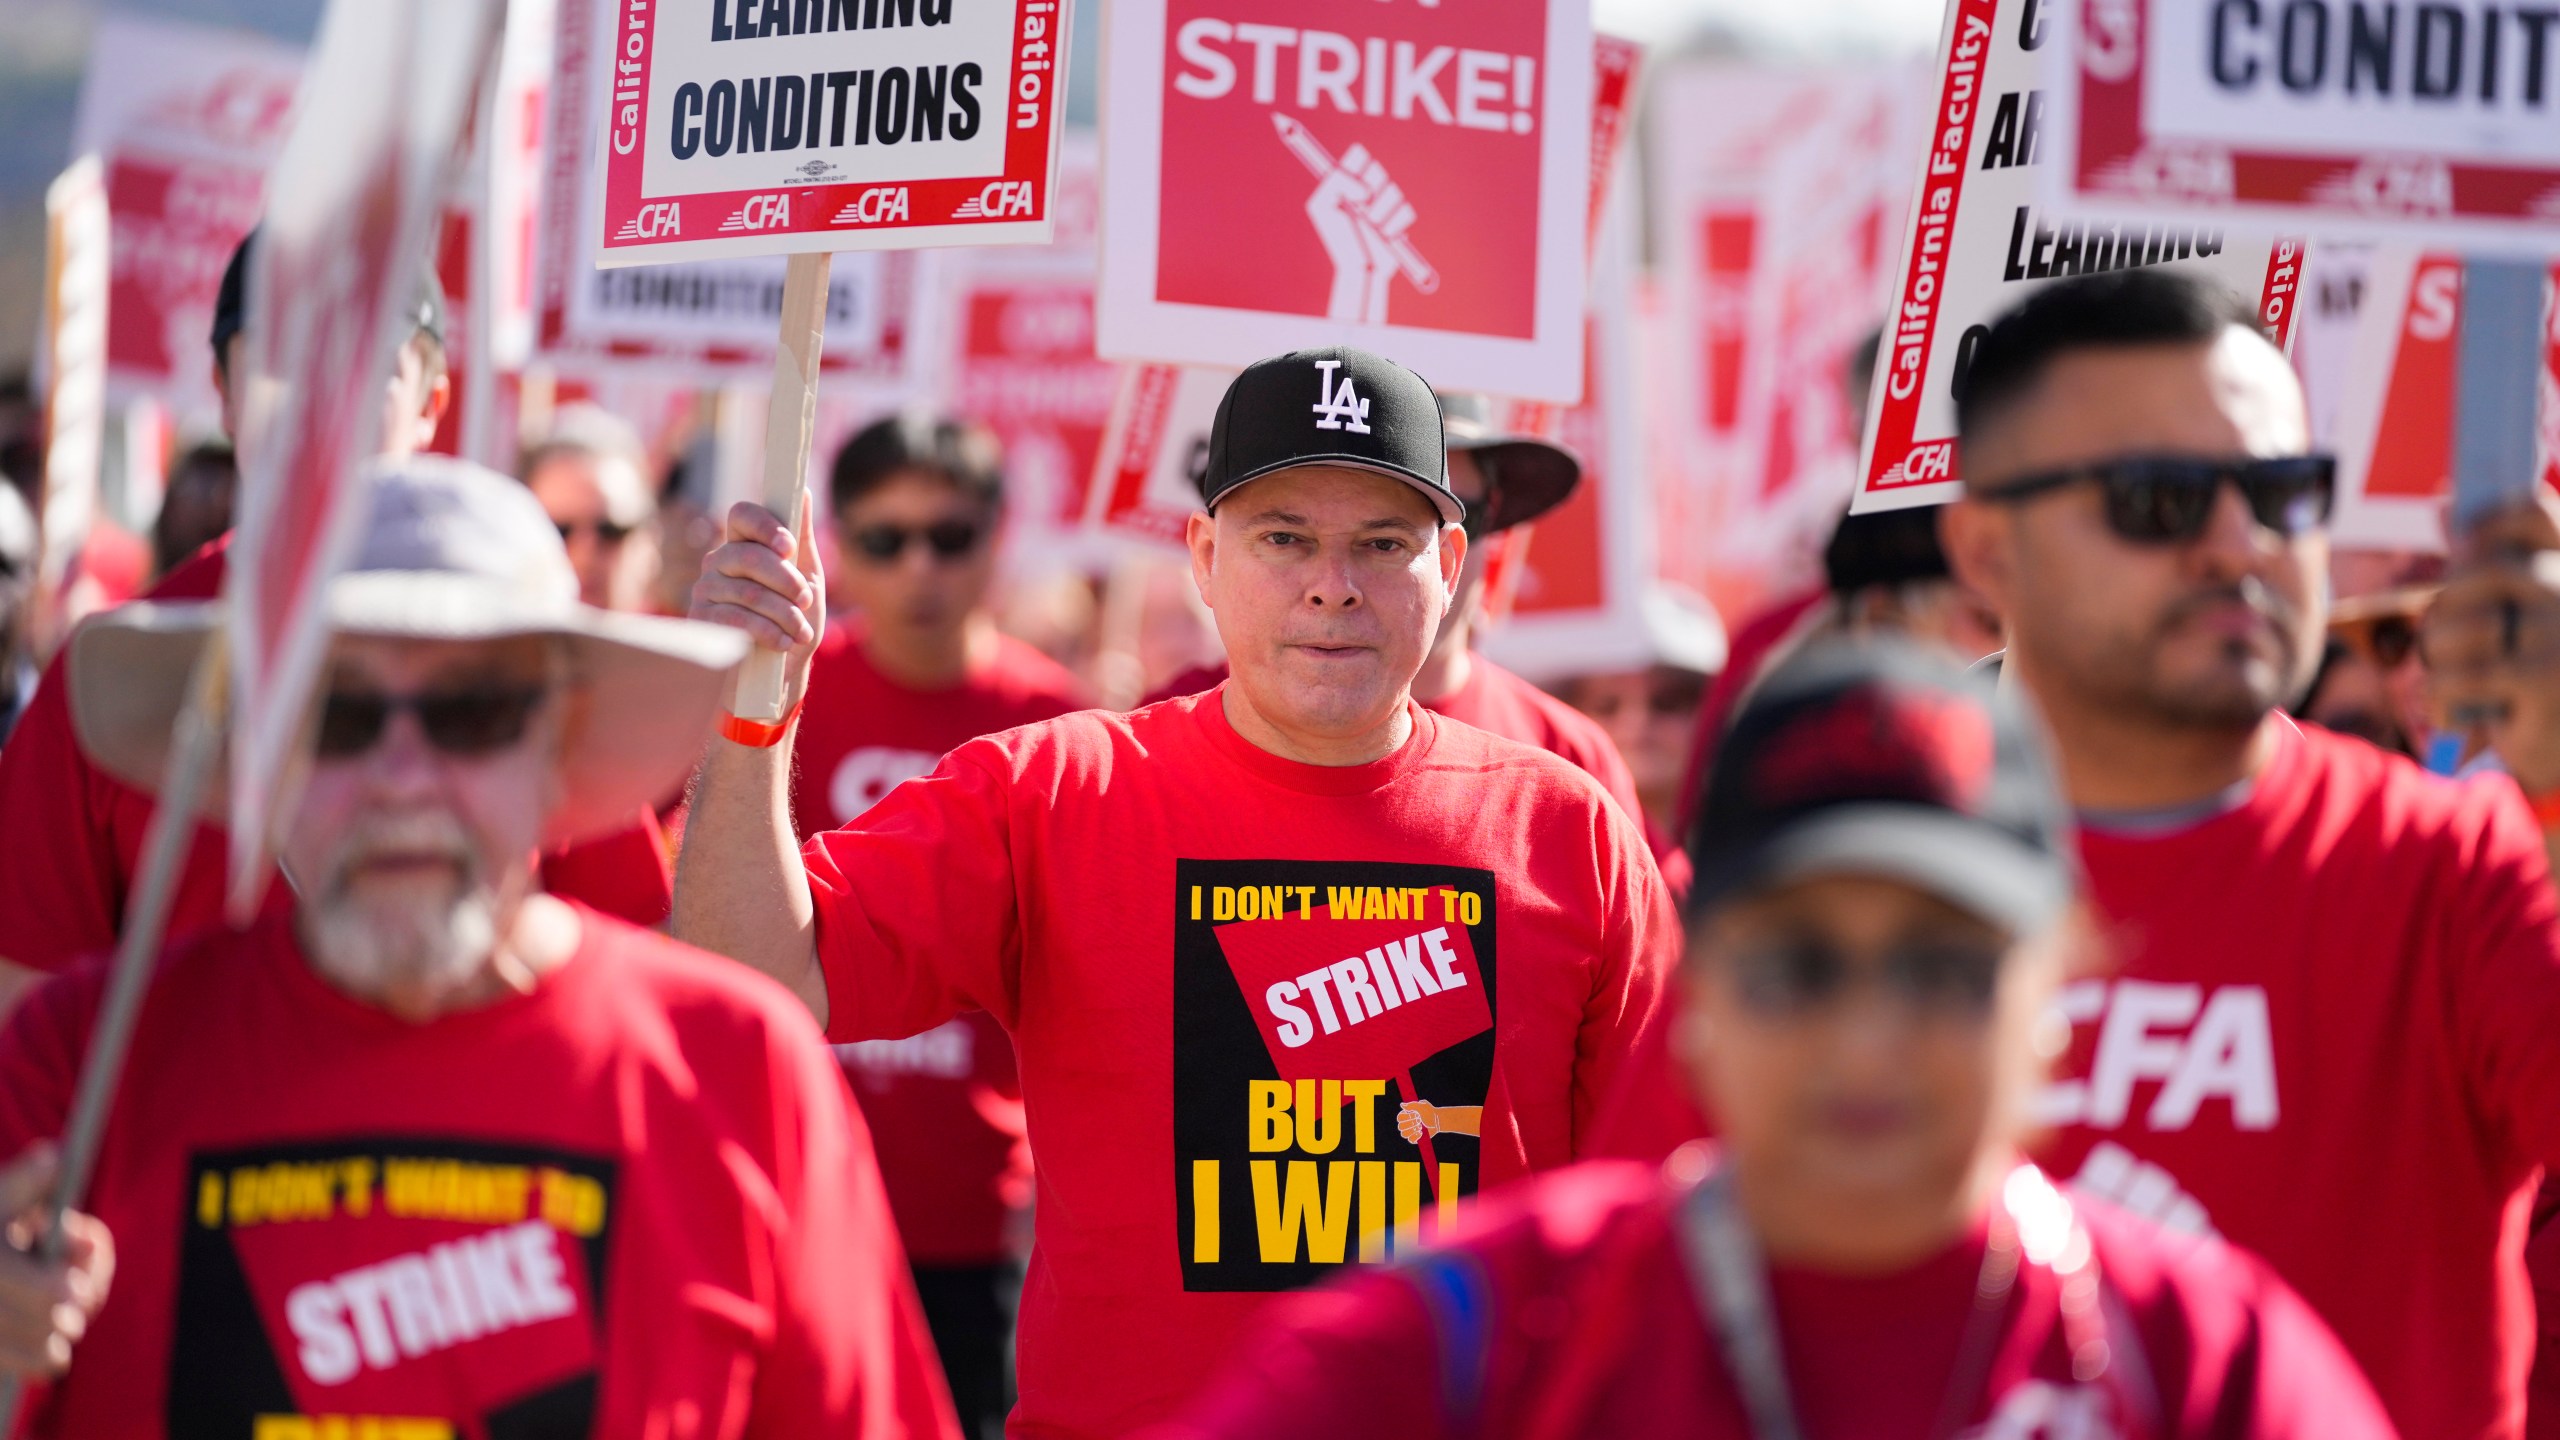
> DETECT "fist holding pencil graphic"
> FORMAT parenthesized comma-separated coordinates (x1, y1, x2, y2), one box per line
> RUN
(1277, 113, 1439, 325)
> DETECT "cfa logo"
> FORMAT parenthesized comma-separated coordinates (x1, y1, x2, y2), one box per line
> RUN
(1901, 441, 1954, 483)
(2037, 980, 2279, 1133)
(612, 202, 683, 240)
(1311, 359, 1371, 434)
(954, 181, 1037, 219)
(831, 746, 940, 824)
(831, 187, 911, 225)
(719, 193, 793, 233)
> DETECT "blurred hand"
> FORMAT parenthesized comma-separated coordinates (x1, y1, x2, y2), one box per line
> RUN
(2423, 495, 2560, 796)
(0, 1144, 113, 1380)
(689, 495, 827, 713)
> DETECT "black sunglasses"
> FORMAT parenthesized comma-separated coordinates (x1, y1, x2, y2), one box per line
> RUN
(1728, 936, 2008, 1021)
(315, 687, 548, 760)
(1979, 454, 2335, 544)
(556, 518, 636, 545)
(850, 519, 985, 564)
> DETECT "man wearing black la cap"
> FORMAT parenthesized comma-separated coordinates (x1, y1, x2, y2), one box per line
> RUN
(1156, 639, 2388, 1440)
(1159, 377, 1656, 866)
(674, 343, 1679, 1437)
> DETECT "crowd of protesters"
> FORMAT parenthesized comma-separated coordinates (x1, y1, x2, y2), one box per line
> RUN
(0, 219, 2556, 1440)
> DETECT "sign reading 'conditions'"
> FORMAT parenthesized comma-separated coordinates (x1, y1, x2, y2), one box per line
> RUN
(2047, 0, 2560, 247)
(596, 0, 1069, 265)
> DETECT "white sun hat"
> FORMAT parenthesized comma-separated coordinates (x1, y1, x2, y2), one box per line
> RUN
(66, 454, 748, 846)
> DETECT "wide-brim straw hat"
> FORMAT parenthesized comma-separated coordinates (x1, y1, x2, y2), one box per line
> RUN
(67, 455, 748, 848)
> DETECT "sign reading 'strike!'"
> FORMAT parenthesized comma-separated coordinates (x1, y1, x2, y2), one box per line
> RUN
(596, 0, 1068, 265)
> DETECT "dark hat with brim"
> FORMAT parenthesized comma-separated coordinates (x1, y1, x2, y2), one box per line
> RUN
(1437, 392, 1582, 533)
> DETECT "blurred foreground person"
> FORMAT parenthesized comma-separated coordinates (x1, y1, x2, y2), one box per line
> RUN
(676, 348, 1675, 1437)
(0, 458, 956, 1436)
(1938, 271, 2560, 1438)
(1156, 642, 2388, 1440)
(520, 405, 661, 614)
(799, 414, 1086, 1439)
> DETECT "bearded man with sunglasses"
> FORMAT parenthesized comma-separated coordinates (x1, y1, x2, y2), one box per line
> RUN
(795, 413, 1086, 1440)
(0, 458, 959, 1435)
(1933, 269, 2560, 1440)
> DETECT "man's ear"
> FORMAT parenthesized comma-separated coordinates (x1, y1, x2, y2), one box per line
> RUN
(1938, 496, 2014, 624)
(1185, 509, 1218, 607)
(1437, 523, 1466, 596)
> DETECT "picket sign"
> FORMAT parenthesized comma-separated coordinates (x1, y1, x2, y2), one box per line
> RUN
(1854, 0, 2307, 515)
(2041, 0, 2560, 523)
(1096, 0, 1594, 401)
(597, 0, 1073, 719)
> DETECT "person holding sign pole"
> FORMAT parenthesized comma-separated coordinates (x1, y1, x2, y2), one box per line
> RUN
(674, 346, 1677, 1439)
(0, 458, 959, 1437)
(1149, 639, 2391, 1440)
(1929, 269, 2560, 1440)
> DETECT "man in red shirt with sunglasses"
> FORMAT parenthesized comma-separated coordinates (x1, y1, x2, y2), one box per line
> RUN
(795, 413, 1086, 1440)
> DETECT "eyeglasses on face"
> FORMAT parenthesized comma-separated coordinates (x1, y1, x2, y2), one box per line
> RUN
(314, 686, 548, 760)
(1978, 454, 2336, 545)
(1724, 935, 2010, 1022)
(848, 519, 986, 565)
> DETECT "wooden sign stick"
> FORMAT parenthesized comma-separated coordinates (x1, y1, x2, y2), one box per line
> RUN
(734, 250, 833, 721)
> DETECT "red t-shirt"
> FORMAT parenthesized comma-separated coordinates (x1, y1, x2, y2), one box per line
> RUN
(0, 539, 680, 975)
(802, 686, 1679, 1437)
(792, 622, 1083, 1266)
(0, 905, 957, 1438)
(1588, 718, 2560, 1440)
(1148, 1160, 2391, 1440)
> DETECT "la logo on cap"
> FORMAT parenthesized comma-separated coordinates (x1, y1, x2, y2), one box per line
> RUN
(1311, 359, 1371, 435)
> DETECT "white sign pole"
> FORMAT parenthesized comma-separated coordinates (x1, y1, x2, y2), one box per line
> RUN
(733, 250, 834, 721)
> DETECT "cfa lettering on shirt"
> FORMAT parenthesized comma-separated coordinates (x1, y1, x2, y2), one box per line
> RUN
(837, 1018, 976, 1081)
(830, 746, 940, 824)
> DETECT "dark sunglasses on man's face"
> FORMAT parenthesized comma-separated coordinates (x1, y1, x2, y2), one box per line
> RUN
(314, 687, 548, 761)
(850, 519, 985, 565)
(1726, 935, 2008, 1022)
(556, 518, 635, 546)
(2342, 613, 2417, 670)
(1979, 454, 2336, 545)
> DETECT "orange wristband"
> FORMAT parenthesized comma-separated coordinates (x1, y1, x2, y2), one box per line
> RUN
(719, 696, 804, 748)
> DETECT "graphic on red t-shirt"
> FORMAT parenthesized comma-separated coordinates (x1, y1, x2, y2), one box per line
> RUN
(170, 1136, 616, 1432)
(1176, 861, 1499, 1291)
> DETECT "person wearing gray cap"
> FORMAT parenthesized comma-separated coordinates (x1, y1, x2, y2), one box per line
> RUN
(1153, 641, 2389, 1439)
(675, 345, 1678, 1438)
(0, 458, 960, 1437)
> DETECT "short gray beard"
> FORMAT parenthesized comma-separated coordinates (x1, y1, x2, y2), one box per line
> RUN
(302, 812, 500, 1012)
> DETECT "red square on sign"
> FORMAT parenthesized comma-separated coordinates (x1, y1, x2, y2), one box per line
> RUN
(1213, 904, 1493, 1082)
(1153, 0, 1547, 338)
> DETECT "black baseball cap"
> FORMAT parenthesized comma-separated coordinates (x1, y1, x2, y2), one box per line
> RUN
(1823, 504, 1953, 595)
(1439, 392, 1581, 534)
(211, 228, 448, 368)
(1201, 347, 1462, 525)
(1687, 639, 2073, 935)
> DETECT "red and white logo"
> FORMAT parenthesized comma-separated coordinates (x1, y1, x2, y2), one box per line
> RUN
(612, 202, 683, 240)
(716, 193, 793, 233)
(831, 187, 912, 226)
(954, 180, 1037, 219)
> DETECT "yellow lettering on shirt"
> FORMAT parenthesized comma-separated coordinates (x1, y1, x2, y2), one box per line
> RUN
(1192, 1161, 1220, 1262)
(1252, 1160, 1355, 1263)
(1248, 1080, 1294, 1151)
(382, 1159, 532, 1224)
(252, 1418, 454, 1440)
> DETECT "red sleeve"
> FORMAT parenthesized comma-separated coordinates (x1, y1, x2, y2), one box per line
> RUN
(0, 658, 133, 972)
(1581, 1001, 1717, 1162)
(1570, 804, 1680, 1158)
(2437, 777, 2560, 1171)
(538, 812, 674, 928)
(2206, 1258, 2400, 1439)
(0, 957, 109, 1162)
(803, 740, 1023, 1044)
(750, 992, 961, 1438)
(1136, 1270, 1451, 1440)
